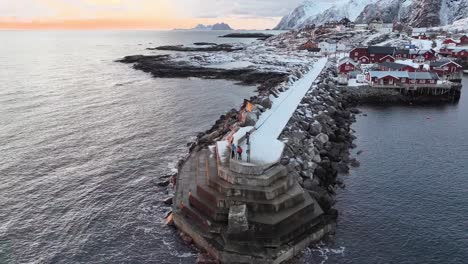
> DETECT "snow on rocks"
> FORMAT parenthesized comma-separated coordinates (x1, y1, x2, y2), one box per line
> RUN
(234, 58, 328, 165)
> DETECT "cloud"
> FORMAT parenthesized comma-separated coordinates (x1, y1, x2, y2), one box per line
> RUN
(0, 0, 312, 29)
(0, 0, 306, 20)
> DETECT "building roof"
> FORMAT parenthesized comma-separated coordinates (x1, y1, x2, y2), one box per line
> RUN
(430, 59, 462, 68)
(370, 71, 439, 80)
(368, 46, 396, 55)
(413, 28, 427, 33)
(408, 72, 439, 80)
(379, 62, 415, 70)
(369, 71, 409, 79)
(338, 57, 358, 66)
(396, 49, 410, 55)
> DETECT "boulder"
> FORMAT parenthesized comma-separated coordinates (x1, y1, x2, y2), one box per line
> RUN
(243, 112, 258, 127)
(227, 204, 249, 234)
(259, 97, 273, 109)
(316, 133, 329, 145)
(156, 180, 170, 187)
(308, 121, 322, 136)
(350, 158, 361, 168)
(196, 254, 218, 264)
(180, 232, 193, 245)
(162, 196, 173, 206)
(332, 162, 349, 174)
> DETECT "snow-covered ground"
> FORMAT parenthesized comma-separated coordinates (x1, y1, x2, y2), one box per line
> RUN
(231, 58, 328, 164)
(348, 78, 369, 87)
(153, 32, 322, 78)
(431, 18, 468, 32)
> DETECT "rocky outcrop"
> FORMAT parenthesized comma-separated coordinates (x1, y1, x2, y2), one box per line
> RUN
(219, 33, 274, 40)
(117, 55, 288, 92)
(148, 44, 243, 52)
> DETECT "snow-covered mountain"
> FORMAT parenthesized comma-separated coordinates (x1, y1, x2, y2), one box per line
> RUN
(275, 0, 468, 29)
(275, 0, 376, 30)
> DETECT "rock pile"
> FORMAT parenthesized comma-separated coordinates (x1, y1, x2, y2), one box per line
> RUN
(279, 63, 359, 216)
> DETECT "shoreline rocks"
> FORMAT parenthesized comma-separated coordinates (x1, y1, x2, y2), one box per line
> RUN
(279, 63, 359, 216)
(219, 33, 274, 40)
(116, 55, 289, 90)
(148, 44, 244, 52)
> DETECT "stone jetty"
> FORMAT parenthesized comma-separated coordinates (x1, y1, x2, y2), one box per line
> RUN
(172, 60, 338, 263)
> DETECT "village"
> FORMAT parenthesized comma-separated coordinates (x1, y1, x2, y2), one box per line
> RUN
(297, 18, 467, 98)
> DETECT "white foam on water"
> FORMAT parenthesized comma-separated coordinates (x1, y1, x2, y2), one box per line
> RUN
(302, 243, 346, 264)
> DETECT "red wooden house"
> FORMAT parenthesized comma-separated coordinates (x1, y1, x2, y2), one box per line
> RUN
(443, 38, 457, 45)
(368, 46, 398, 63)
(338, 57, 359, 74)
(367, 71, 439, 86)
(409, 49, 437, 62)
(452, 48, 468, 59)
(379, 55, 395, 63)
(429, 60, 462, 74)
(349, 47, 368, 62)
(459, 35, 468, 45)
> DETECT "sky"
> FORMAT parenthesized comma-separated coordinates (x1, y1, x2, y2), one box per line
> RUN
(0, 0, 305, 30)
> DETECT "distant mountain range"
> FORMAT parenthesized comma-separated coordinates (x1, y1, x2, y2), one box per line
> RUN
(175, 23, 233, 31)
(275, 0, 468, 30)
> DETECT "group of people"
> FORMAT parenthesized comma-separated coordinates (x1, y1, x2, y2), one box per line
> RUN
(230, 132, 250, 161)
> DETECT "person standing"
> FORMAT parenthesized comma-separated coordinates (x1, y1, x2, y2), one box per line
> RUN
(231, 143, 236, 159)
(237, 145, 243, 161)
(246, 132, 251, 145)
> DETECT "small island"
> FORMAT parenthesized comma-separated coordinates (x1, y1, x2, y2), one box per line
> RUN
(174, 22, 233, 31)
(220, 33, 274, 40)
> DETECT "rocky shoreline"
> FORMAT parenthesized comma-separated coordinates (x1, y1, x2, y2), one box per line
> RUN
(147, 43, 244, 52)
(278, 64, 359, 221)
(117, 55, 289, 91)
(219, 33, 274, 40)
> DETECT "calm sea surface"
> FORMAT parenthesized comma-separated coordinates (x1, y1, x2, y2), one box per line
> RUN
(302, 77, 468, 264)
(1, 30, 467, 264)
(0, 30, 260, 263)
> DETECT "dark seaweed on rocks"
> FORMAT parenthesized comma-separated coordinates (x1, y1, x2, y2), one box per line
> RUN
(116, 55, 288, 91)
(219, 33, 274, 40)
(147, 44, 244, 52)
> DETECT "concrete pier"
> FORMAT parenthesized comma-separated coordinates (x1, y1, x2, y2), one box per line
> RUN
(172, 146, 333, 263)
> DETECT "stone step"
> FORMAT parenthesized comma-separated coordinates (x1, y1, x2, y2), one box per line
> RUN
(249, 192, 322, 231)
(208, 173, 295, 201)
(189, 191, 229, 222)
(226, 194, 325, 247)
(180, 198, 223, 235)
(218, 165, 287, 187)
(197, 183, 306, 214)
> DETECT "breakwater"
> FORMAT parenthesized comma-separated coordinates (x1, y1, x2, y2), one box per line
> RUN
(163, 60, 365, 263)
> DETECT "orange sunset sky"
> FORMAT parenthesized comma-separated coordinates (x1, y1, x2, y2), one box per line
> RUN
(0, 0, 304, 30)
